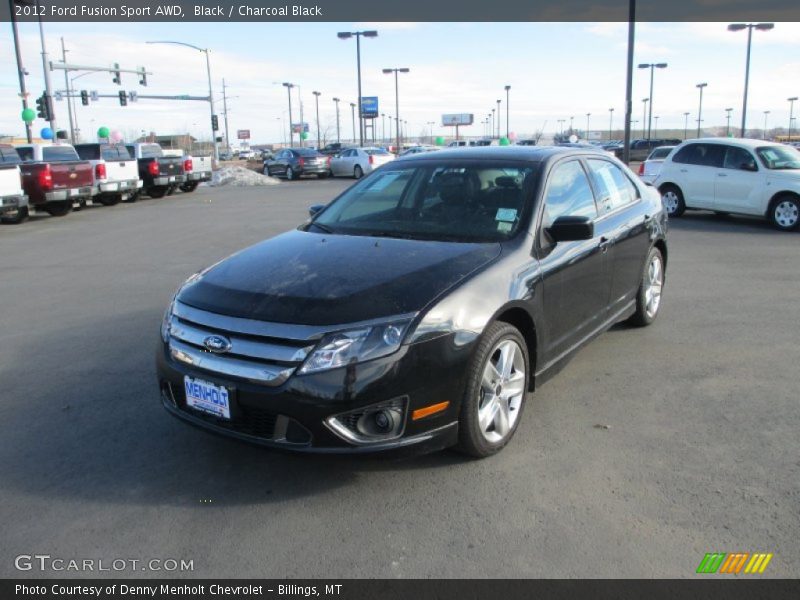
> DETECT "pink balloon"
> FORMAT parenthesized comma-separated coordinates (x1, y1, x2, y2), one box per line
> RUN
(508, 131, 518, 141)
(110, 130, 123, 143)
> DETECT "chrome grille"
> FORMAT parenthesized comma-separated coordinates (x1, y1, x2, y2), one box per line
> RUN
(167, 301, 317, 386)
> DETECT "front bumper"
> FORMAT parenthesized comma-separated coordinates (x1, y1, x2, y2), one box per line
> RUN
(153, 175, 186, 185)
(156, 331, 471, 455)
(187, 171, 212, 182)
(0, 193, 28, 213)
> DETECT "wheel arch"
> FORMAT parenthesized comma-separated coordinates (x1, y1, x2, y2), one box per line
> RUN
(765, 190, 800, 217)
(494, 305, 538, 392)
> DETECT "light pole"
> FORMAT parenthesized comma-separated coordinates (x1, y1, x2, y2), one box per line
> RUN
(146, 40, 219, 161)
(788, 97, 798, 142)
(427, 121, 435, 144)
(10, 0, 33, 142)
(380, 113, 385, 142)
(349, 102, 356, 143)
(728, 23, 774, 137)
(585, 113, 591, 139)
(491, 109, 495, 139)
(382, 67, 410, 155)
(641, 98, 648, 138)
(725, 108, 733, 137)
(332, 97, 341, 144)
(637, 62, 668, 140)
(557, 119, 565, 137)
(608, 108, 614, 140)
(696, 83, 708, 138)
(654, 116, 659, 137)
(569, 116, 574, 133)
(683, 112, 690, 139)
(312, 91, 321, 149)
(763, 110, 770, 140)
(504, 85, 511, 139)
(496, 99, 501, 138)
(337, 30, 378, 147)
(282, 82, 295, 146)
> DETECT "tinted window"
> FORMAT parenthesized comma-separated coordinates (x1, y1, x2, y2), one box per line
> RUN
(42, 146, 79, 162)
(672, 144, 724, 167)
(648, 147, 673, 160)
(101, 145, 132, 160)
(586, 159, 639, 214)
(138, 144, 163, 158)
(296, 148, 321, 157)
(723, 146, 757, 171)
(75, 145, 101, 160)
(365, 149, 390, 155)
(0, 146, 21, 165)
(16, 147, 34, 162)
(543, 160, 597, 225)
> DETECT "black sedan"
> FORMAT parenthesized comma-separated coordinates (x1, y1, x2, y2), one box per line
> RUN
(264, 148, 330, 180)
(157, 147, 667, 457)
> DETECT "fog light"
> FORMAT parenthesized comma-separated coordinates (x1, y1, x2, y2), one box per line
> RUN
(325, 397, 408, 445)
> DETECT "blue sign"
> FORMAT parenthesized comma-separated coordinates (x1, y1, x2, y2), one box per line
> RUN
(361, 96, 379, 119)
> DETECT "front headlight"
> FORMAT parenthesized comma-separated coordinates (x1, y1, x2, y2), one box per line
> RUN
(160, 272, 203, 343)
(298, 320, 411, 375)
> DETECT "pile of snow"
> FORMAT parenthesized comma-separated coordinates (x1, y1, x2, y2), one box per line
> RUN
(209, 166, 280, 187)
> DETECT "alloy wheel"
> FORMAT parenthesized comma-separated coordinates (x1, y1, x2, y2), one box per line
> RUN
(478, 339, 526, 444)
(662, 190, 679, 215)
(645, 253, 664, 319)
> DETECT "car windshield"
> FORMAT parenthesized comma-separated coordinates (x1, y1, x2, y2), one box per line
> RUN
(310, 162, 538, 242)
(756, 146, 800, 170)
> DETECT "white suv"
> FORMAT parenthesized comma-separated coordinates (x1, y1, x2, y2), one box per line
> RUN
(654, 138, 800, 230)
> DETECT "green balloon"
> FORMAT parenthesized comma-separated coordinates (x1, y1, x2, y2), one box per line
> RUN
(300, 131, 309, 140)
(435, 136, 445, 146)
(499, 137, 510, 146)
(97, 126, 110, 139)
(21, 108, 36, 123)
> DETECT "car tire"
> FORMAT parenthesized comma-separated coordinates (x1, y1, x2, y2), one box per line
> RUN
(628, 246, 665, 327)
(286, 167, 296, 181)
(456, 321, 529, 458)
(1, 205, 29, 224)
(96, 195, 122, 207)
(768, 194, 800, 231)
(659, 184, 685, 217)
(123, 191, 140, 203)
(148, 186, 168, 199)
(44, 201, 72, 217)
(317, 172, 328, 179)
(354, 165, 363, 179)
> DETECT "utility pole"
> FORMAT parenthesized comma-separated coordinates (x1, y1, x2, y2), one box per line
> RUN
(312, 91, 321, 149)
(222, 79, 231, 154)
(60, 38, 76, 142)
(36, 0, 57, 135)
(10, 0, 33, 142)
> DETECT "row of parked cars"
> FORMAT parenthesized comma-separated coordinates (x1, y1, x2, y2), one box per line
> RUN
(263, 146, 396, 180)
(0, 142, 212, 224)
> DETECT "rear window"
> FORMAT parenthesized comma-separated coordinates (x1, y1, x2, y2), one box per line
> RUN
(42, 146, 80, 162)
(295, 149, 321, 157)
(0, 146, 21, 165)
(16, 147, 34, 162)
(101, 145, 132, 160)
(649, 147, 673, 160)
(75, 145, 101, 160)
(136, 144, 163, 158)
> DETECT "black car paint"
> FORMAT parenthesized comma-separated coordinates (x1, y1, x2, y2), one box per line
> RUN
(158, 147, 667, 454)
(265, 148, 328, 178)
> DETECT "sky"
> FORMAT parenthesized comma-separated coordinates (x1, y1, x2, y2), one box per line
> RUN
(1, 21, 799, 145)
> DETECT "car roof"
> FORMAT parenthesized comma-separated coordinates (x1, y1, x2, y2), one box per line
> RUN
(390, 145, 609, 163)
(685, 138, 780, 149)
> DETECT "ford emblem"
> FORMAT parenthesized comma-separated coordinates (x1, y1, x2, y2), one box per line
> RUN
(203, 335, 232, 354)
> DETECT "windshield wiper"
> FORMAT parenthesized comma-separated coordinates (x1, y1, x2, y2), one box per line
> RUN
(309, 222, 336, 234)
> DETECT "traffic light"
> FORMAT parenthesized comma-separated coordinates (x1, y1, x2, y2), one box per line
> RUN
(112, 63, 121, 85)
(211, 114, 219, 131)
(138, 68, 147, 86)
(80, 90, 89, 106)
(118, 90, 128, 106)
(35, 93, 52, 120)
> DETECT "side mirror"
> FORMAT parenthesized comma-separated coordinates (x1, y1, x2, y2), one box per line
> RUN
(308, 204, 326, 217)
(740, 162, 757, 172)
(547, 215, 594, 242)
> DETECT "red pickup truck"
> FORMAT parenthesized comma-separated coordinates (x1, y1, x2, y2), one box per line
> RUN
(15, 144, 94, 216)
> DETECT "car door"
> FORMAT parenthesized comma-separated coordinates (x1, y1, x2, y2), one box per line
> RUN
(535, 159, 612, 361)
(714, 145, 764, 215)
(332, 150, 348, 176)
(586, 158, 652, 315)
(670, 143, 724, 209)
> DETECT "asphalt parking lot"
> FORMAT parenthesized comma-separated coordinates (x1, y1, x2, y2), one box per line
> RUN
(1, 180, 798, 578)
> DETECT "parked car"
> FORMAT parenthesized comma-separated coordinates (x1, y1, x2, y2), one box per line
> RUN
(655, 138, 800, 230)
(637, 145, 676, 185)
(15, 143, 93, 216)
(614, 138, 682, 162)
(320, 142, 348, 156)
(161, 149, 212, 193)
(264, 148, 330, 180)
(399, 145, 441, 157)
(329, 147, 394, 178)
(74, 143, 142, 205)
(157, 147, 668, 457)
(0, 144, 28, 224)
(557, 142, 615, 156)
(516, 140, 538, 146)
(125, 143, 186, 198)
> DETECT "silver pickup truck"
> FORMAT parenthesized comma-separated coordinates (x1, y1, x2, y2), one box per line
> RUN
(0, 144, 28, 224)
(162, 149, 212, 193)
(74, 143, 143, 205)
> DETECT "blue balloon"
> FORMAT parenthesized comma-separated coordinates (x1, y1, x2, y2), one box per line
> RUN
(40, 127, 54, 140)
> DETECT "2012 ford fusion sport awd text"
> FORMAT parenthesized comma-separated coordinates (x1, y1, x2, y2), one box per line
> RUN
(157, 147, 668, 457)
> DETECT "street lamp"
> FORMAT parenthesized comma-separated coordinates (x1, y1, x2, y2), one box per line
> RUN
(637, 62, 668, 140)
(641, 98, 649, 138)
(763, 110, 770, 140)
(654, 115, 660, 137)
(496, 99, 502, 138)
(728, 23, 774, 137)
(146, 40, 219, 161)
(349, 102, 356, 143)
(683, 112, 690, 140)
(608, 108, 614, 140)
(312, 91, 321, 149)
(282, 82, 295, 146)
(725, 108, 733, 137)
(788, 97, 798, 142)
(504, 85, 511, 139)
(427, 121, 435, 144)
(491, 109, 495, 139)
(696, 83, 708, 138)
(332, 97, 341, 144)
(569, 115, 574, 133)
(337, 30, 378, 146)
(382, 67, 410, 155)
(586, 112, 591, 139)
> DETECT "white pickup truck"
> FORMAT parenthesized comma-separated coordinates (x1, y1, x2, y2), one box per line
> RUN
(0, 144, 28, 224)
(162, 149, 212, 193)
(74, 143, 143, 205)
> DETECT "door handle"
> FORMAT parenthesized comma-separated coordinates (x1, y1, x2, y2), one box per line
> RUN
(717, 173, 728, 177)
(599, 236, 611, 253)
(680, 169, 688, 173)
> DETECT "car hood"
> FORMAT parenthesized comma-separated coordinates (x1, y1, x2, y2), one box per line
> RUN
(765, 169, 800, 184)
(178, 229, 502, 326)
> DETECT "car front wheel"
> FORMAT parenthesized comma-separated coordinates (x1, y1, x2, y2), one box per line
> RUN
(286, 167, 296, 180)
(354, 165, 363, 179)
(629, 246, 665, 327)
(769, 195, 800, 231)
(660, 184, 685, 217)
(457, 321, 529, 458)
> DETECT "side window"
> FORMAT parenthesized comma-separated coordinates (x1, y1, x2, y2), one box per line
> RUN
(542, 160, 598, 226)
(723, 146, 757, 171)
(674, 144, 724, 167)
(671, 144, 694, 164)
(16, 147, 34, 162)
(586, 159, 640, 214)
